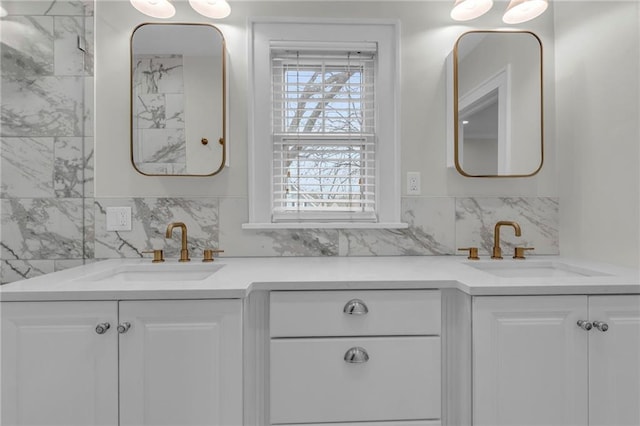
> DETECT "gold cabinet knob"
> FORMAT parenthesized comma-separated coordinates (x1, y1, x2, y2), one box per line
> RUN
(203, 248, 224, 262)
(458, 247, 479, 260)
(513, 247, 535, 259)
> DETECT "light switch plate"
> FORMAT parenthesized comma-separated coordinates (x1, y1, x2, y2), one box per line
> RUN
(106, 207, 132, 231)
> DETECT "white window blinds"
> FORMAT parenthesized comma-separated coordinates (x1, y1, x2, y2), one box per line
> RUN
(271, 42, 377, 222)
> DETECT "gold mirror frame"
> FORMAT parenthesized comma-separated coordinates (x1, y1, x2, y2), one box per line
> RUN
(130, 23, 227, 177)
(453, 30, 544, 178)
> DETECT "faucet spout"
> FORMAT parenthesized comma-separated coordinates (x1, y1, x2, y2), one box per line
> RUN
(492, 221, 521, 259)
(166, 222, 190, 262)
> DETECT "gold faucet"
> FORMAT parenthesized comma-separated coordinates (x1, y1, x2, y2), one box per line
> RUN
(166, 222, 190, 262)
(492, 221, 522, 259)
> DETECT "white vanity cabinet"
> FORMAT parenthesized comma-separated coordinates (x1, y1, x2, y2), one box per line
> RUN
(587, 295, 640, 426)
(1, 301, 119, 426)
(472, 295, 640, 426)
(269, 290, 442, 426)
(1, 299, 242, 426)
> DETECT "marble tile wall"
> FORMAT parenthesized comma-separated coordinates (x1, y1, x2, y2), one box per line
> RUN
(92, 196, 558, 262)
(1, 0, 94, 284)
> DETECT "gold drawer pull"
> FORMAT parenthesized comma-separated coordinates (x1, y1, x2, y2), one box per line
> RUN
(343, 299, 369, 315)
(344, 347, 370, 363)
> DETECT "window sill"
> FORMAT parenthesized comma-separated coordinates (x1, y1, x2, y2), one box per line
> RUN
(241, 222, 409, 230)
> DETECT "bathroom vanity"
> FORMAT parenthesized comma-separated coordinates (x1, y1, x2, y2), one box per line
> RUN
(1, 256, 638, 426)
(471, 295, 640, 426)
(1, 299, 241, 426)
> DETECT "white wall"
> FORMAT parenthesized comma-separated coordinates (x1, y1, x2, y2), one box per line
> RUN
(95, 0, 557, 198)
(555, 1, 640, 268)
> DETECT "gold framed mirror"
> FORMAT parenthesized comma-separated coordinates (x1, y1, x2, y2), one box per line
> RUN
(453, 30, 543, 177)
(130, 23, 227, 176)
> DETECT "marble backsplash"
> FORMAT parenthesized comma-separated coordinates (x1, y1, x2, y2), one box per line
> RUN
(91, 195, 558, 260)
(1, 193, 558, 283)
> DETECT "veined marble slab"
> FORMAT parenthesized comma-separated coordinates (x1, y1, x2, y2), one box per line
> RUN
(456, 197, 559, 256)
(54, 136, 89, 197)
(339, 197, 456, 256)
(0, 16, 54, 78)
(95, 198, 220, 260)
(1, 198, 85, 260)
(54, 16, 86, 76)
(219, 197, 339, 257)
(1, 1, 92, 17)
(1, 137, 55, 198)
(1, 76, 84, 137)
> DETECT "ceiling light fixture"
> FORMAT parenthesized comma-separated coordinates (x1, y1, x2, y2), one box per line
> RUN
(450, 0, 494, 22)
(503, 0, 549, 24)
(130, 0, 176, 19)
(188, 0, 231, 19)
(130, 0, 232, 19)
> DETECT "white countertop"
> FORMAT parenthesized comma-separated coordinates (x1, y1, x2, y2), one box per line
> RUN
(1, 256, 638, 301)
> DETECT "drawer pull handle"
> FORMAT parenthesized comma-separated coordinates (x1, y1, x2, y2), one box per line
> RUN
(344, 347, 370, 363)
(343, 299, 369, 315)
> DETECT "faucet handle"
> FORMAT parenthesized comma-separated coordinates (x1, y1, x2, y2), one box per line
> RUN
(513, 247, 535, 259)
(202, 248, 224, 262)
(142, 249, 165, 263)
(458, 247, 480, 260)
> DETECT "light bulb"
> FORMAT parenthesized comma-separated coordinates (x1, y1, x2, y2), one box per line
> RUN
(130, 0, 176, 19)
(189, 0, 231, 19)
(503, 0, 548, 24)
(450, 0, 493, 21)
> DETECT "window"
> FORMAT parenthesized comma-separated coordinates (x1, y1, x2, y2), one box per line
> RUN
(247, 20, 403, 229)
(272, 45, 376, 222)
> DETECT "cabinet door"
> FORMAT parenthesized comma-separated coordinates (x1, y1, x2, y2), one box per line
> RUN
(589, 295, 640, 426)
(473, 296, 588, 426)
(1, 301, 118, 426)
(119, 299, 242, 426)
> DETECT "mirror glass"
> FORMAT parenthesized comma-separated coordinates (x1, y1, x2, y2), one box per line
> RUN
(131, 23, 226, 176)
(454, 31, 543, 177)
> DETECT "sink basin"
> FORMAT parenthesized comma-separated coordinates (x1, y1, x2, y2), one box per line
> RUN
(83, 262, 224, 282)
(467, 261, 610, 278)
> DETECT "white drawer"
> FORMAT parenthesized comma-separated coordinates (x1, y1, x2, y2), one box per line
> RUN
(270, 336, 441, 424)
(270, 290, 441, 337)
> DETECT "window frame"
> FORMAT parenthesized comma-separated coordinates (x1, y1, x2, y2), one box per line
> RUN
(246, 19, 403, 229)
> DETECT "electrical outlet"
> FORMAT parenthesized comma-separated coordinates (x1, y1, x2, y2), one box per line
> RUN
(407, 172, 421, 195)
(106, 207, 132, 231)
